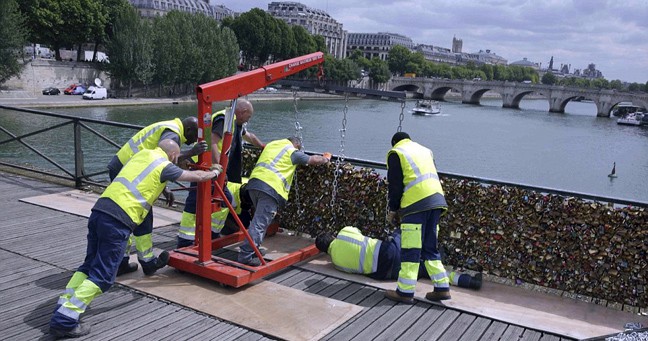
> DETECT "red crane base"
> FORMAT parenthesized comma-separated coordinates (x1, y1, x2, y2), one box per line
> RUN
(168, 230, 319, 288)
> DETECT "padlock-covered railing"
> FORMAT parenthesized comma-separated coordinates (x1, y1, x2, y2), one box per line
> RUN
(243, 147, 648, 310)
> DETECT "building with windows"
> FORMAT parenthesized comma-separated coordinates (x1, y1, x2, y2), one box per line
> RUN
(127, 0, 233, 21)
(510, 57, 540, 70)
(414, 44, 456, 64)
(475, 49, 507, 65)
(346, 32, 414, 61)
(267, 2, 347, 59)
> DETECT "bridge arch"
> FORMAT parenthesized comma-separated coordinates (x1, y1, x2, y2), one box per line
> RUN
(429, 86, 462, 101)
(464, 88, 502, 105)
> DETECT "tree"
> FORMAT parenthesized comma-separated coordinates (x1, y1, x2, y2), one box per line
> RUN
(387, 45, 410, 75)
(368, 57, 391, 85)
(541, 72, 557, 85)
(0, 0, 27, 85)
(313, 35, 327, 54)
(292, 26, 315, 57)
(104, 5, 151, 96)
(91, 0, 132, 62)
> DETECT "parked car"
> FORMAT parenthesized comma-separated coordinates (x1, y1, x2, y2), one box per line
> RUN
(42, 87, 60, 95)
(63, 84, 77, 95)
(72, 85, 86, 95)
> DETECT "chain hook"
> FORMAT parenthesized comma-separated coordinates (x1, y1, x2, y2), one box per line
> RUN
(397, 100, 406, 132)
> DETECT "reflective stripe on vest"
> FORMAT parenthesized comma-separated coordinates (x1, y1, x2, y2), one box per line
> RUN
(250, 139, 296, 200)
(211, 207, 229, 234)
(329, 227, 381, 274)
(388, 139, 444, 209)
(116, 118, 185, 165)
(102, 148, 170, 226)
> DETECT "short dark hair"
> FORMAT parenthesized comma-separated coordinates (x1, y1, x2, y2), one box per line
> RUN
(315, 232, 335, 253)
(287, 136, 302, 149)
(391, 132, 410, 146)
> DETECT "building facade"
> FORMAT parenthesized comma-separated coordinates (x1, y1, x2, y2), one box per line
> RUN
(267, 1, 347, 59)
(452, 36, 463, 53)
(414, 44, 456, 64)
(346, 32, 414, 61)
(127, 0, 233, 21)
(475, 49, 507, 65)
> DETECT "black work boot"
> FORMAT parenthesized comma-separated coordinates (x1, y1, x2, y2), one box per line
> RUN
(50, 322, 91, 339)
(469, 273, 483, 290)
(116, 258, 138, 277)
(142, 251, 169, 276)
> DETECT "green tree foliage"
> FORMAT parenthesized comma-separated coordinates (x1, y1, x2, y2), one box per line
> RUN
(322, 55, 360, 83)
(19, 0, 107, 61)
(368, 57, 391, 84)
(348, 49, 370, 70)
(91, 0, 132, 62)
(292, 26, 316, 57)
(313, 35, 327, 53)
(541, 72, 557, 85)
(275, 20, 296, 60)
(0, 0, 27, 85)
(387, 45, 411, 75)
(230, 8, 276, 67)
(104, 5, 151, 96)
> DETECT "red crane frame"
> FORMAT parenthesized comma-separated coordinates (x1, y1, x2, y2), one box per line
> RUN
(168, 52, 324, 287)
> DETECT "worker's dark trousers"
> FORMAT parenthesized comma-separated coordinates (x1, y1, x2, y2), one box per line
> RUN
(50, 211, 130, 330)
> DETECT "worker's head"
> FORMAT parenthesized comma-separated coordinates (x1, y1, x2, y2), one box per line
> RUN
(234, 99, 254, 124)
(391, 131, 410, 147)
(159, 139, 181, 164)
(315, 232, 335, 253)
(287, 136, 303, 150)
(181, 116, 199, 145)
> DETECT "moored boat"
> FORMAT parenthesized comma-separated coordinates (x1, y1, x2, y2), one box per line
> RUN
(617, 112, 645, 126)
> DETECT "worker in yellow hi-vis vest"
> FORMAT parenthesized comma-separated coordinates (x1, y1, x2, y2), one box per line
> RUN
(49, 140, 220, 338)
(384, 132, 451, 304)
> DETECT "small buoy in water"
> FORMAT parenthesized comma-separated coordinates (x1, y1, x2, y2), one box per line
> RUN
(172, 101, 179, 105)
(608, 162, 617, 178)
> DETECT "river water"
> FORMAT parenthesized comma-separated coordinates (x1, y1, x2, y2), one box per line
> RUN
(2, 96, 647, 203)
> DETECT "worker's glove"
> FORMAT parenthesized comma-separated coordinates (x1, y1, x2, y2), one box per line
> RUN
(190, 141, 208, 156)
(162, 187, 175, 207)
(322, 152, 332, 161)
(387, 211, 399, 225)
(210, 164, 223, 178)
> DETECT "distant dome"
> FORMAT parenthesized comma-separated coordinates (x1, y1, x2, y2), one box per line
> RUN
(511, 58, 537, 67)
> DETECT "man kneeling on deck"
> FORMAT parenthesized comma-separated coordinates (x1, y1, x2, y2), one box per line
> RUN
(48, 139, 222, 339)
(315, 226, 482, 289)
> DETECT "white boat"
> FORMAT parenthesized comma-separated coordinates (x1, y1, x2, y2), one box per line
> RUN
(612, 102, 646, 117)
(411, 100, 441, 115)
(617, 112, 644, 126)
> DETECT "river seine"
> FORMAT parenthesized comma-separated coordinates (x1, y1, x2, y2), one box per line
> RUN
(7, 96, 648, 203)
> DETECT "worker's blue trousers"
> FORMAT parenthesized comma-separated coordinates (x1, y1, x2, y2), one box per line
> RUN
(50, 211, 130, 331)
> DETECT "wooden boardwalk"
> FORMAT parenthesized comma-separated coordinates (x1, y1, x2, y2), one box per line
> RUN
(0, 171, 573, 340)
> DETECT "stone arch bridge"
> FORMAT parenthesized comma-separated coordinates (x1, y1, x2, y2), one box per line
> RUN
(389, 77, 648, 117)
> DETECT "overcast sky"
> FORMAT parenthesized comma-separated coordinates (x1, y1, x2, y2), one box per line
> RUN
(220, 0, 648, 83)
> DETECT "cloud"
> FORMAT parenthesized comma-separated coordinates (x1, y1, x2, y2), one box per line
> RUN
(222, 0, 648, 83)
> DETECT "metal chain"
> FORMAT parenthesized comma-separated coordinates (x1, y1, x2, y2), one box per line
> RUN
(397, 100, 406, 132)
(292, 89, 302, 207)
(330, 92, 349, 210)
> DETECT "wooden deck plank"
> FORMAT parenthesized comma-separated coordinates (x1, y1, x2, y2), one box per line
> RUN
(303, 276, 341, 295)
(521, 329, 543, 341)
(266, 268, 301, 284)
(342, 286, 377, 305)
(291, 273, 326, 291)
(276, 269, 316, 287)
(374, 302, 429, 341)
(500, 325, 526, 341)
(91, 303, 182, 341)
(158, 317, 223, 341)
(217, 326, 253, 341)
(395, 305, 446, 340)
(439, 312, 478, 341)
(461, 316, 493, 340)
(316, 278, 353, 298)
(416, 308, 461, 340)
(354, 298, 419, 340)
(539, 334, 562, 341)
(323, 291, 392, 340)
(329, 282, 364, 301)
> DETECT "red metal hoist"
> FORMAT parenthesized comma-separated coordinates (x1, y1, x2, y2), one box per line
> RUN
(168, 52, 325, 287)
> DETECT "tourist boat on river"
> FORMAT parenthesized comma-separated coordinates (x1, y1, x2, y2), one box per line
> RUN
(617, 112, 645, 126)
(411, 99, 441, 115)
(611, 102, 646, 117)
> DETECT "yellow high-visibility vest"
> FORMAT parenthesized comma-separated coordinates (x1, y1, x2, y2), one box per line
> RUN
(387, 139, 444, 209)
(329, 226, 381, 274)
(102, 148, 171, 225)
(116, 118, 185, 165)
(249, 139, 297, 200)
